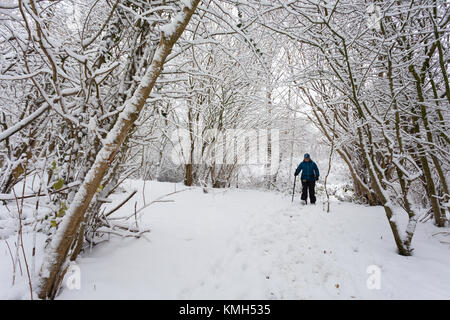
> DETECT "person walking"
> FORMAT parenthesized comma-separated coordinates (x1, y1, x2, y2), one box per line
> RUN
(294, 153, 320, 205)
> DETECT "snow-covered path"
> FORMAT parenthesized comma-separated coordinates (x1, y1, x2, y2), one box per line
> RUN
(53, 180, 450, 299)
(2, 180, 449, 299)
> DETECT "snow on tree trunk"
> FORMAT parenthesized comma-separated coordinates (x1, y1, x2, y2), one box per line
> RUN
(37, 0, 200, 300)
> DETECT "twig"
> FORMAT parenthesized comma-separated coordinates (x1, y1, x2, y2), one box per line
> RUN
(323, 112, 336, 213)
(104, 190, 137, 217)
(125, 188, 189, 220)
(96, 229, 150, 238)
(432, 232, 450, 236)
(106, 168, 140, 197)
(4, 240, 15, 285)
(12, 161, 33, 300)
(142, 180, 147, 207)
(0, 181, 81, 201)
(134, 201, 138, 229)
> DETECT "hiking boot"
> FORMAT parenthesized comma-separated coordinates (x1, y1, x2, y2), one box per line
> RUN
(301, 200, 307, 205)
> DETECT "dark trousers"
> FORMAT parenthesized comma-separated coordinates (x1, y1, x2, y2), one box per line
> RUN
(301, 180, 316, 204)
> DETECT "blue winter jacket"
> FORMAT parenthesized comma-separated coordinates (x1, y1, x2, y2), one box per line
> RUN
(295, 160, 320, 181)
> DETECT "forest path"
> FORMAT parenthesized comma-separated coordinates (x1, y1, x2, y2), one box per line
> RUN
(53, 180, 450, 300)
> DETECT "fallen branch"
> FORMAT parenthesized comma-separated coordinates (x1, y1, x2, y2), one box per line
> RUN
(95, 227, 150, 239)
(432, 232, 450, 236)
(121, 188, 189, 221)
(104, 190, 138, 217)
(418, 208, 433, 223)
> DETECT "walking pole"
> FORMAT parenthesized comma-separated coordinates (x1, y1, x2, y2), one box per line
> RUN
(291, 175, 297, 202)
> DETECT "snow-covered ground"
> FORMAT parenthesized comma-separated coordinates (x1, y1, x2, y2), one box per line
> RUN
(1, 180, 449, 299)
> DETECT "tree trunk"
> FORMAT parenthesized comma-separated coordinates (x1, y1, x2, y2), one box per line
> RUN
(37, 1, 200, 299)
